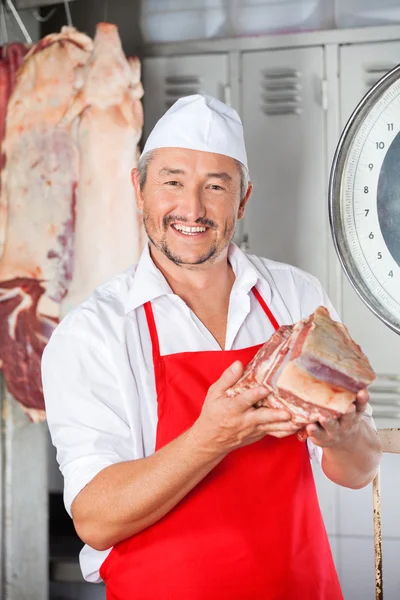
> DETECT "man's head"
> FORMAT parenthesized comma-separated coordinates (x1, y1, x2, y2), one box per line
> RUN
(131, 95, 252, 268)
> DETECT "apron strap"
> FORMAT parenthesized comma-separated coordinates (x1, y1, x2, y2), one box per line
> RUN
(144, 301, 161, 364)
(144, 287, 280, 360)
(252, 286, 280, 331)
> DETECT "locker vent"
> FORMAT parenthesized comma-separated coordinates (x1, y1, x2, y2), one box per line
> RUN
(364, 65, 397, 91)
(369, 373, 400, 420)
(261, 69, 302, 116)
(164, 76, 203, 108)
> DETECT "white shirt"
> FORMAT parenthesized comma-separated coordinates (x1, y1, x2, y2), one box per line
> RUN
(41, 242, 375, 583)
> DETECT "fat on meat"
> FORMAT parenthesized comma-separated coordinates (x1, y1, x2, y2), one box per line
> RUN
(60, 22, 144, 315)
(0, 28, 93, 421)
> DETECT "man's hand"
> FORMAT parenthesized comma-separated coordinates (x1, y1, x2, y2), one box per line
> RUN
(191, 360, 299, 456)
(305, 389, 370, 448)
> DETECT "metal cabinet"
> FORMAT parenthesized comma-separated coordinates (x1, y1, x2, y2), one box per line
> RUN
(339, 41, 400, 421)
(142, 54, 229, 141)
(240, 46, 329, 288)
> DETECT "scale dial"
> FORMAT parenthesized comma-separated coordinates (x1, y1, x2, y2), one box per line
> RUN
(330, 64, 400, 336)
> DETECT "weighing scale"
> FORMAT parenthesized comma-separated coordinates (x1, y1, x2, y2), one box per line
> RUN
(329, 64, 400, 600)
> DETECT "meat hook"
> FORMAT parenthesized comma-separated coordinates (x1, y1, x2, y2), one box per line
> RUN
(63, 0, 73, 28)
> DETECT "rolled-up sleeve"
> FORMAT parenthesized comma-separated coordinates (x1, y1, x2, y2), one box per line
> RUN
(42, 331, 134, 517)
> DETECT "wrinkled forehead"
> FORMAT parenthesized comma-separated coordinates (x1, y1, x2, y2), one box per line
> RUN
(148, 147, 241, 178)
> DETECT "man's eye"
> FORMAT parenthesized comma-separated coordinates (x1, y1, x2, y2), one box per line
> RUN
(209, 184, 224, 190)
(166, 180, 180, 186)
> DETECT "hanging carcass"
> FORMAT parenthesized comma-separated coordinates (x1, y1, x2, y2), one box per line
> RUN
(0, 27, 93, 422)
(59, 22, 144, 316)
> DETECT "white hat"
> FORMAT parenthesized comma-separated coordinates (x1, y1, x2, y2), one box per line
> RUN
(141, 94, 248, 171)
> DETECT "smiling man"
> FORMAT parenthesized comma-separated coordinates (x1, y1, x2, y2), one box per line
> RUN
(42, 95, 381, 600)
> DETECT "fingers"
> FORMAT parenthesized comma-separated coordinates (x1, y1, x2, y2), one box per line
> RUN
(249, 406, 293, 427)
(355, 388, 369, 413)
(356, 388, 370, 404)
(210, 361, 244, 397)
(305, 422, 325, 442)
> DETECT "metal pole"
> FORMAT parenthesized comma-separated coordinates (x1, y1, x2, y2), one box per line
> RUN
(0, 374, 5, 600)
(3, 0, 32, 44)
(63, 0, 73, 27)
(0, 373, 48, 600)
(373, 469, 383, 600)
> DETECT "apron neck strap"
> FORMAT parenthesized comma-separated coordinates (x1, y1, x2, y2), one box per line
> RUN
(143, 286, 280, 359)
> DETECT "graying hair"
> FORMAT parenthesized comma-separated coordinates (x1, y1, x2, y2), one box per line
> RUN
(137, 150, 250, 200)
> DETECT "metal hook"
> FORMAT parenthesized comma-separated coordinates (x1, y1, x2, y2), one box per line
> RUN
(3, 0, 32, 44)
(63, 0, 73, 28)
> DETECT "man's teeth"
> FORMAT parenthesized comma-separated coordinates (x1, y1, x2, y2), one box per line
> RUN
(173, 225, 207, 234)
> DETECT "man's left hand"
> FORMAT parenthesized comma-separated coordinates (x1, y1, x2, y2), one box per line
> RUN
(305, 389, 370, 448)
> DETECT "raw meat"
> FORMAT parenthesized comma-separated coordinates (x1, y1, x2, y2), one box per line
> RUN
(0, 28, 93, 419)
(0, 27, 93, 304)
(227, 306, 376, 436)
(59, 22, 144, 315)
(0, 43, 28, 259)
(0, 280, 57, 422)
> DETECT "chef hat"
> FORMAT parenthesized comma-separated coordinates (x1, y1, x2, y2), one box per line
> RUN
(141, 94, 248, 171)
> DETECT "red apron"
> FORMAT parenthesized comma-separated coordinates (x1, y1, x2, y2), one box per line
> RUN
(100, 287, 343, 600)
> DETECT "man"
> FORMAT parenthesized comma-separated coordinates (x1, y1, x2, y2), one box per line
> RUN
(42, 94, 382, 599)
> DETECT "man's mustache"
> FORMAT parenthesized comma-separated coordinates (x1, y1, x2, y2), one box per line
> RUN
(163, 215, 216, 230)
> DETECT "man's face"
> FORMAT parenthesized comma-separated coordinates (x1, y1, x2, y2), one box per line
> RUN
(132, 148, 251, 267)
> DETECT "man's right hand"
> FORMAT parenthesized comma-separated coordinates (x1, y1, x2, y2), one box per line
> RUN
(191, 360, 299, 456)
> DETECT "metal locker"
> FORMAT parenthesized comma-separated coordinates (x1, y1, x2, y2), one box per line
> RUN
(142, 54, 229, 144)
(240, 46, 328, 288)
(340, 40, 400, 127)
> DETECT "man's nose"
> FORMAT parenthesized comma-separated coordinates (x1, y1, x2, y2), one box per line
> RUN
(177, 187, 206, 221)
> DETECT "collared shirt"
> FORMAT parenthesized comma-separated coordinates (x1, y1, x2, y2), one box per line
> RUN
(41, 242, 375, 583)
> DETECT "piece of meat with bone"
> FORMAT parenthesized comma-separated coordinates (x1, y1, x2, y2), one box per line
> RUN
(227, 306, 376, 439)
(0, 28, 93, 419)
(59, 22, 144, 316)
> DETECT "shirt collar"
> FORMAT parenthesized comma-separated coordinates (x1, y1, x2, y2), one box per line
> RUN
(124, 242, 271, 314)
(124, 243, 173, 313)
(228, 243, 272, 305)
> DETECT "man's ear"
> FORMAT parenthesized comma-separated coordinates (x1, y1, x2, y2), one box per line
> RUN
(238, 182, 253, 220)
(131, 168, 144, 211)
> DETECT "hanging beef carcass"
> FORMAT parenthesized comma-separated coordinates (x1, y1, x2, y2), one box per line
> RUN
(227, 306, 376, 439)
(0, 28, 93, 421)
(0, 43, 28, 259)
(59, 22, 144, 316)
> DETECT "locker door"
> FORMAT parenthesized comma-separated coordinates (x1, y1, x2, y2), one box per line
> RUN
(142, 54, 229, 141)
(241, 46, 328, 287)
(339, 41, 400, 418)
(340, 40, 400, 127)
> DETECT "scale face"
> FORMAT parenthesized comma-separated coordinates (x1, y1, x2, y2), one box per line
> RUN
(330, 64, 400, 336)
